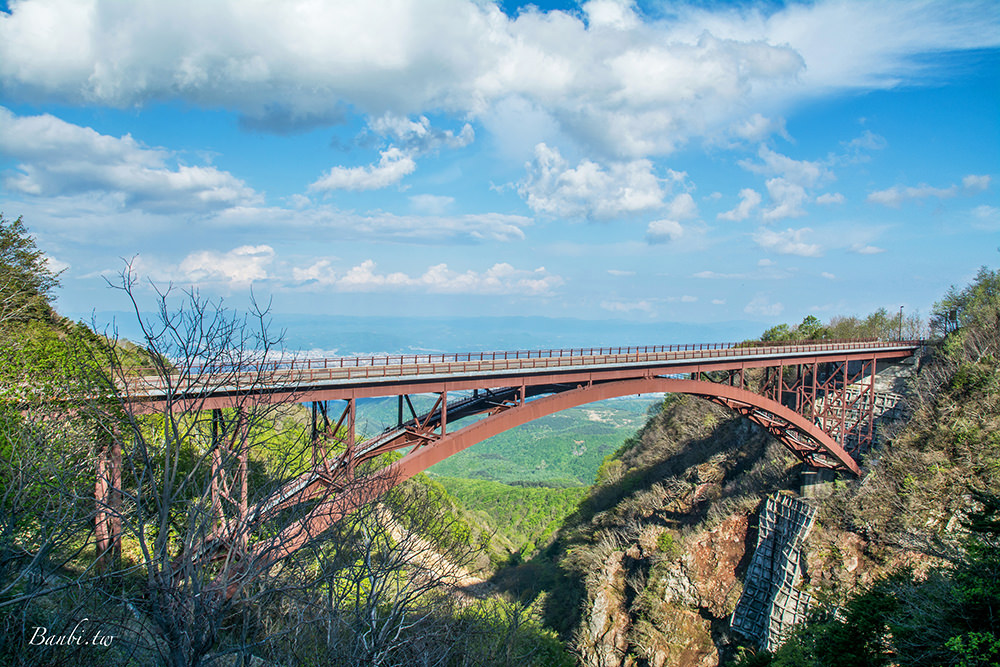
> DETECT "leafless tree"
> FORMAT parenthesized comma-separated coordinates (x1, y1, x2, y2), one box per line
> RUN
(243, 484, 556, 667)
(65, 266, 381, 667)
(2, 262, 567, 666)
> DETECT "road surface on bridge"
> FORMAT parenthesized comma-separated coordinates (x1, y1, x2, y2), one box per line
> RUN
(128, 338, 922, 408)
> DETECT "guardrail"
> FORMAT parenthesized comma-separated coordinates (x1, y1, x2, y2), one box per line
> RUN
(126, 339, 923, 394)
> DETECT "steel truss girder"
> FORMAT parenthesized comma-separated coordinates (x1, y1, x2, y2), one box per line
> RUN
(243, 376, 862, 571)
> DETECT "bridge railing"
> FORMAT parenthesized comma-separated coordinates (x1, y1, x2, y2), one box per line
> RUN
(147, 338, 882, 375)
(126, 339, 922, 393)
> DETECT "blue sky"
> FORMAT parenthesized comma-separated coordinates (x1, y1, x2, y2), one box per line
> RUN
(0, 0, 998, 347)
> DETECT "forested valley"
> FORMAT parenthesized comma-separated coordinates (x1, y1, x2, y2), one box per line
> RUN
(1, 212, 998, 666)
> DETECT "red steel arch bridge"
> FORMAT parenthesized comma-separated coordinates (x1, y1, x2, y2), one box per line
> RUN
(94, 338, 922, 569)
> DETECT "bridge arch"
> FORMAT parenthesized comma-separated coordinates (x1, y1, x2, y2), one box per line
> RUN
(255, 375, 861, 566)
(384, 377, 859, 487)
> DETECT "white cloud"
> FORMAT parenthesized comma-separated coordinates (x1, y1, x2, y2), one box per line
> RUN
(0, 107, 259, 212)
(762, 178, 809, 220)
(694, 270, 745, 279)
(44, 255, 70, 274)
(744, 294, 783, 317)
(295, 259, 563, 295)
(963, 174, 992, 191)
(409, 194, 455, 214)
(520, 143, 667, 219)
(583, 0, 641, 30)
(821, 271, 836, 279)
(0, 0, 994, 158)
(737, 145, 834, 220)
(816, 192, 845, 205)
(730, 113, 789, 143)
(607, 269, 635, 276)
(740, 145, 831, 188)
(666, 193, 699, 220)
(309, 147, 416, 192)
(718, 188, 762, 221)
(645, 219, 684, 244)
(178, 245, 275, 286)
(833, 130, 888, 164)
(217, 205, 531, 243)
(754, 227, 822, 257)
(757, 258, 774, 267)
(868, 174, 991, 207)
(850, 243, 886, 255)
(971, 204, 1000, 231)
(369, 114, 474, 153)
(867, 183, 957, 207)
(711, 298, 726, 305)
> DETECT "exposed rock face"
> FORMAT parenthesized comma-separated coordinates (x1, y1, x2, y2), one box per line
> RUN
(576, 510, 751, 666)
(581, 551, 630, 666)
(565, 394, 826, 666)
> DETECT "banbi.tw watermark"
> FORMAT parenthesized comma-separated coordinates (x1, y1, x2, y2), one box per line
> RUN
(28, 618, 115, 648)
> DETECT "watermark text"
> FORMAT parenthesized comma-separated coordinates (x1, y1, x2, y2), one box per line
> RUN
(28, 619, 115, 648)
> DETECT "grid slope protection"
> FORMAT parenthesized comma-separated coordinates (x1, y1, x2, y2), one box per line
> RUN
(731, 493, 816, 651)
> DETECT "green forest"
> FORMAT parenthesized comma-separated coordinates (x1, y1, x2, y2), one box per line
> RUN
(1, 212, 998, 666)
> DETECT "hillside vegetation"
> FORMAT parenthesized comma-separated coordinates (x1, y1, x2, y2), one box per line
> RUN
(479, 269, 998, 667)
(738, 268, 1000, 666)
(0, 215, 573, 667)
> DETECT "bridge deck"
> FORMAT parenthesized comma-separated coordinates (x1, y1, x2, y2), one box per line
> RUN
(129, 339, 922, 407)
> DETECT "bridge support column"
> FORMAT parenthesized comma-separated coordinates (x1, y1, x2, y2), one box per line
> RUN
(800, 466, 837, 498)
(95, 427, 121, 571)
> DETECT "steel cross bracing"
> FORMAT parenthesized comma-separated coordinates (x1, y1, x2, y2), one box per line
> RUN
(97, 339, 922, 577)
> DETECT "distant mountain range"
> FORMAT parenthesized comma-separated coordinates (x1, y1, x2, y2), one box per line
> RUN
(74, 311, 765, 357)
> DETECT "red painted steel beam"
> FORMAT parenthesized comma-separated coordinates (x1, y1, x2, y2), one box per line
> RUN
(386, 377, 860, 480)
(133, 346, 920, 413)
(246, 375, 861, 569)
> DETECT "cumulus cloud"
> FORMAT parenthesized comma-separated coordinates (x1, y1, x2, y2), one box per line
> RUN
(309, 147, 416, 191)
(294, 259, 563, 295)
(740, 146, 831, 188)
(867, 183, 957, 207)
(831, 130, 888, 165)
(815, 192, 845, 205)
(409, 194, 455, 214)
(376, 115, 474, 150)
(963, 174, 992, 191)
(753, 227, 822, 257)
(730, 113, 790, 143)
(9, 0, 993, 158)
(369, 114, 474, 154)
(666, 193, 699, 220)
(868, 174, 991, 207)
(744, 294, 783, 317)
(762, 178, 810, 220)
(519, 143, 668, 219)
(849, 243, 886, 255)
(44, 255, 70, 274)
(176, 245, 275, 286)
(718, 188, 762, 221)
(737, 145, 834, 220)
(645, 219, 684, 244)
(971, 204, 1000, 231)
(693, 270, 745, 279)
(217, 205, 531, 243)
(0, 107, 259, 212)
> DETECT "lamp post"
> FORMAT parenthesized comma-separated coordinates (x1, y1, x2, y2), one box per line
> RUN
(898, 305, 904, 341)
